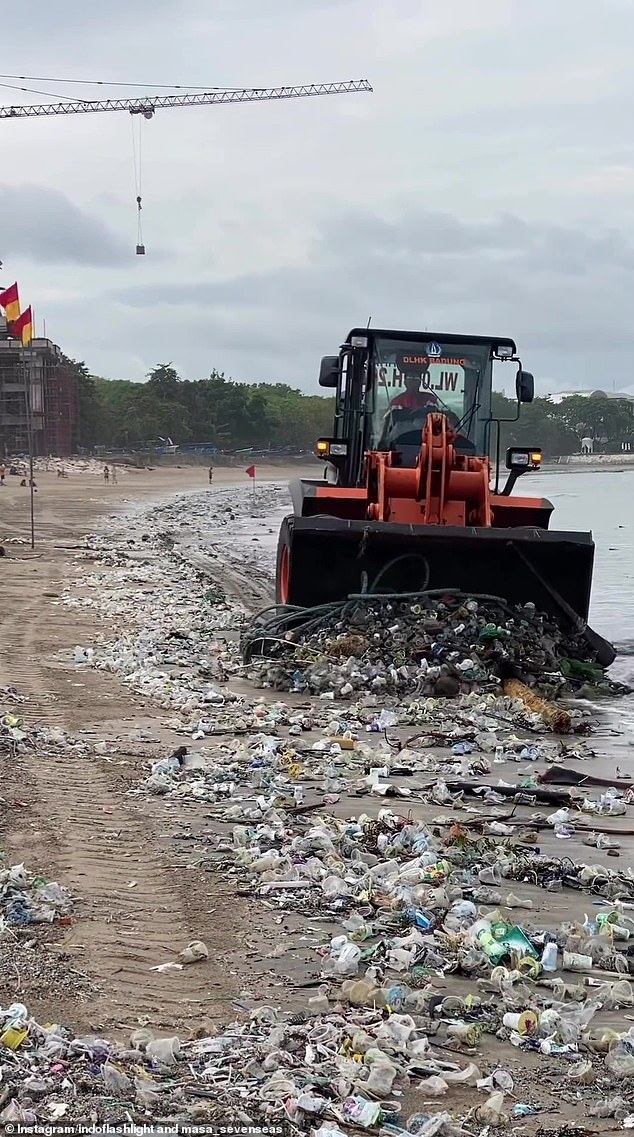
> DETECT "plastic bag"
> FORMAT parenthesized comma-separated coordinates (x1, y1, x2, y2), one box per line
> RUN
(328, 941, 361, 977)
(478, 1091, 507, 1126)
(605, 1040, 634, 1077)
(417, 1075, 448, 1096)
(145, 1036, 181, 1064)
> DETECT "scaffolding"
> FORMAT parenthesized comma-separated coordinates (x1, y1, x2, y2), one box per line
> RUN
(0, 320, 79, 456)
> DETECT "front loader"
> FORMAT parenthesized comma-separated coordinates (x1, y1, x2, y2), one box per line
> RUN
(275, 328, 614, 666)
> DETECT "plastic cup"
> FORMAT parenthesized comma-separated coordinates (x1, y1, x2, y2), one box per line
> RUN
(563, 950, 593, 972)
(502, 1010, 538, 1035)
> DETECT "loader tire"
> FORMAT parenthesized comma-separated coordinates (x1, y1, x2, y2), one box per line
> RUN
(275, 515, 295, 605)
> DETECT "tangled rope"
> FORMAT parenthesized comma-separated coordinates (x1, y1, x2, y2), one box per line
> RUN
(241, 589, 519, 664)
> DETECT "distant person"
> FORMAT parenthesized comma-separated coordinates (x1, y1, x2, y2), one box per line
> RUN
(581, 436, 593, 455)
(208, 464, 214, 486)
(111, 465, 118, 484)
(103, 464, 110, 484)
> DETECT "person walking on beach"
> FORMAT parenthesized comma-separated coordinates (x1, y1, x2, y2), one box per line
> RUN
(208, 464, 214, 486)
(103, 465, 110, 484)
(111, 464, 118, 485)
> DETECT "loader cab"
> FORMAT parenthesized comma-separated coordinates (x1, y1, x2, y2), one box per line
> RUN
(319, 329, 519, 486)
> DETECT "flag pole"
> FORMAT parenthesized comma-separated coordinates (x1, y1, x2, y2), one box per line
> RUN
(24, 347, 35, 550)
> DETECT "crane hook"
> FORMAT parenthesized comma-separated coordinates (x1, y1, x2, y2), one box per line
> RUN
(136, 194, 145, 255)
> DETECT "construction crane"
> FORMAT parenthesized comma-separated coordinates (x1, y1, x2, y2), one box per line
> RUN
(0, 80, 372, 252)
(0, 80, 372, 119)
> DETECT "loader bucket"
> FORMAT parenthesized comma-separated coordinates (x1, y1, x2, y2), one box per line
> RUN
(276, 516, 615, 665)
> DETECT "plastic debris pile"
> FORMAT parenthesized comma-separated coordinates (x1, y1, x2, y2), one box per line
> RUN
(0, 861, 90, 1005)
(62, 489, 618, 739)
(0, 705, 33, 757)
(3, 978, 634, 1131)
(61, 488, 285, 723)
(63, 536, 247, 718)
(31, 456, 130, 477)
(1, 863, 73, 930)
(33, 478, 633, 1130)
(134, 741, 634, 1130)
(242, 592, 621, 701)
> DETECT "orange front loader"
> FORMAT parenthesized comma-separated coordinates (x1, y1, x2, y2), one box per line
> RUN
(275, 328, 614, 665)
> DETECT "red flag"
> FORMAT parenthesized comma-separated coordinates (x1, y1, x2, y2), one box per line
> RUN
(0, 282, 20, 323)
(10, 306, 32, 346)
(245, 465, 256, 478)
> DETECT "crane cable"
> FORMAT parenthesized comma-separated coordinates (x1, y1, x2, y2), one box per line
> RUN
(0, 72, 246, 92)
(131, 115, 145, 253)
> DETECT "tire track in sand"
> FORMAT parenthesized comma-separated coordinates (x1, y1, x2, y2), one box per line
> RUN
(0, 548, 249, 1032)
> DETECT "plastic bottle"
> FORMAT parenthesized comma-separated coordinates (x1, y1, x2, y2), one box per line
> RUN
(541, 941, 559, 972)
(404, 907, 435, 931)
(384, 983, 412, 1012)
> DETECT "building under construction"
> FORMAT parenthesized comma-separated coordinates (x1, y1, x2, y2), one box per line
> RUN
(0, 316, 78, 456)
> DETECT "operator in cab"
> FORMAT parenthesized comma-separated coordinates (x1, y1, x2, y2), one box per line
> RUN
(389, 372, 440, 413)
(378, 358, 472, 454)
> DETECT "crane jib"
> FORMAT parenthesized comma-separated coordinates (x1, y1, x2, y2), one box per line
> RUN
(0, 80, 373, 119)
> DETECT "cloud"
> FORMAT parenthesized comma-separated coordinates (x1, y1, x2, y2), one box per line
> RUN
(0, 184, 129, 266)
(0, 0, 632, 392)
(80, 204, 633, 390)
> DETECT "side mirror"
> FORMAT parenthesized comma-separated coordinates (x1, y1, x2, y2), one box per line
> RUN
(319, 355, 339, 388)
(516, 369, 534, 403)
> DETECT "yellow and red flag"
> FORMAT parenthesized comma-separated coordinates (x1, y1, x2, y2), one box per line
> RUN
(0, 282, 20, 323)
(11, 306, 33, 346)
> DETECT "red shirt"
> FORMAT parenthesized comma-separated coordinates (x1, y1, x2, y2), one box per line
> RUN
(390, 390, 439, 411)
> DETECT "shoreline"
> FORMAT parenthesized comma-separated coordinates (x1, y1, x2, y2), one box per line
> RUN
(543, 461, 634, 475)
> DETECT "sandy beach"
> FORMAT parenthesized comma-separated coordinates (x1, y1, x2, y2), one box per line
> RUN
(0, 465, 299, 1034)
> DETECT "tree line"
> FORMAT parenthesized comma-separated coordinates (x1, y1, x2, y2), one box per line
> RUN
(492, 391, 634, 455)
(74, 363, 334, 452)
(71, 360, 634, 456)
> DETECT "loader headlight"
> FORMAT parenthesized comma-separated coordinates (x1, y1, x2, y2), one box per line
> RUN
(506, 447, 542, 470)
(316, 438, 348, 458)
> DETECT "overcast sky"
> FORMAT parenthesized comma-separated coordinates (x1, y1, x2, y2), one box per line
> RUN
(0, 0, 633, 394)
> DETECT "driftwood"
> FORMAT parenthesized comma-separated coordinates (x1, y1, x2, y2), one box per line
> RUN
(540, 765, 633, 791)
(442, 779, 573, 805)
(503, 677, 572, 734)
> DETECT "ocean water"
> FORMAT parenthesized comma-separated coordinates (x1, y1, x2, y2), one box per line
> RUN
(522, 469, 634, 666)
